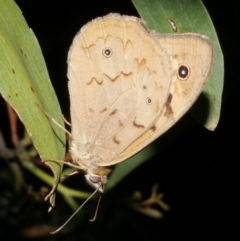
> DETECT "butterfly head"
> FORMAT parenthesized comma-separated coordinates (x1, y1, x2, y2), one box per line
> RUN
(84, 173, 106, 192)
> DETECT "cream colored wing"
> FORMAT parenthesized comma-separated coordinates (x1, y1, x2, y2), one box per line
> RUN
(67, 13, 172, 166)
(104, 33, 213, 166)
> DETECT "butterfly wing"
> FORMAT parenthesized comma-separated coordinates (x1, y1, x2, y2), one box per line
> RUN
(108, 33, 213, 165)
(67, 14, 172, 166)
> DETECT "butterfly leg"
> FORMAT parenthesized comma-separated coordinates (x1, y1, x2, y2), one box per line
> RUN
(36, 103, 71, 137)
(43, 159, 81, 170)
(60, 170, 80, 182)
(44, 159, 82, 210)
(63, 116, 71, 127)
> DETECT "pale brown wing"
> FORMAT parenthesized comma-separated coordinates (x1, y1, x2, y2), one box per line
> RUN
(67, 13, 172, 165)
(103, 33, 213, 166)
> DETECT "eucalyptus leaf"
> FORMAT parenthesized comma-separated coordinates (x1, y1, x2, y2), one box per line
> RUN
(132, 0, 223, 130)
(0, 0, 65, 209)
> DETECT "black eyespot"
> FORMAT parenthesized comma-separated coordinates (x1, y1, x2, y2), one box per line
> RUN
(178, 65, 190, 80)
(142, 85, 147, 90)
(102, 47, 112, 58)
(89, 175, 101, 184)
(146, 97, 152, 104)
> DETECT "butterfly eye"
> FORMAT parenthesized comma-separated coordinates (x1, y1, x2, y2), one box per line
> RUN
(102, 47, 112, 58)
(89, 174, 101, 184)
(178, 65, 190, 80)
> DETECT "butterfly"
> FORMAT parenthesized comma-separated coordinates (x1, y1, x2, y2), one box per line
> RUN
(66, 13, 213, 190)
(47, 12, 213, 234)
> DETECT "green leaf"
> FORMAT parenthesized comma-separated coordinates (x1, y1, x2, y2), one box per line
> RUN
(0, 0, 66, 208)
(131, 0, 223, 130)
(106, 144, 157, 191)
(107, 0, 224, 190)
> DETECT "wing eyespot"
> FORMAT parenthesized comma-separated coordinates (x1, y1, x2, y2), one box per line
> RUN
(178, 65, 190, 80)
(146, 97, 152, 105)
(142, 85, 147, 91)
(102, 47, 112, 58)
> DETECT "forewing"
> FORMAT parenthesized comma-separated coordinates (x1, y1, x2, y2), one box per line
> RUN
(67, 14, 172, 165)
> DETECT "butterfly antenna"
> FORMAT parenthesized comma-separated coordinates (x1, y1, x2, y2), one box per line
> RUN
(50, 185, 100, 235)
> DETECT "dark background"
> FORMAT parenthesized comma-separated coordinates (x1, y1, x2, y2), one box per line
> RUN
(0, 0, 240, 240)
